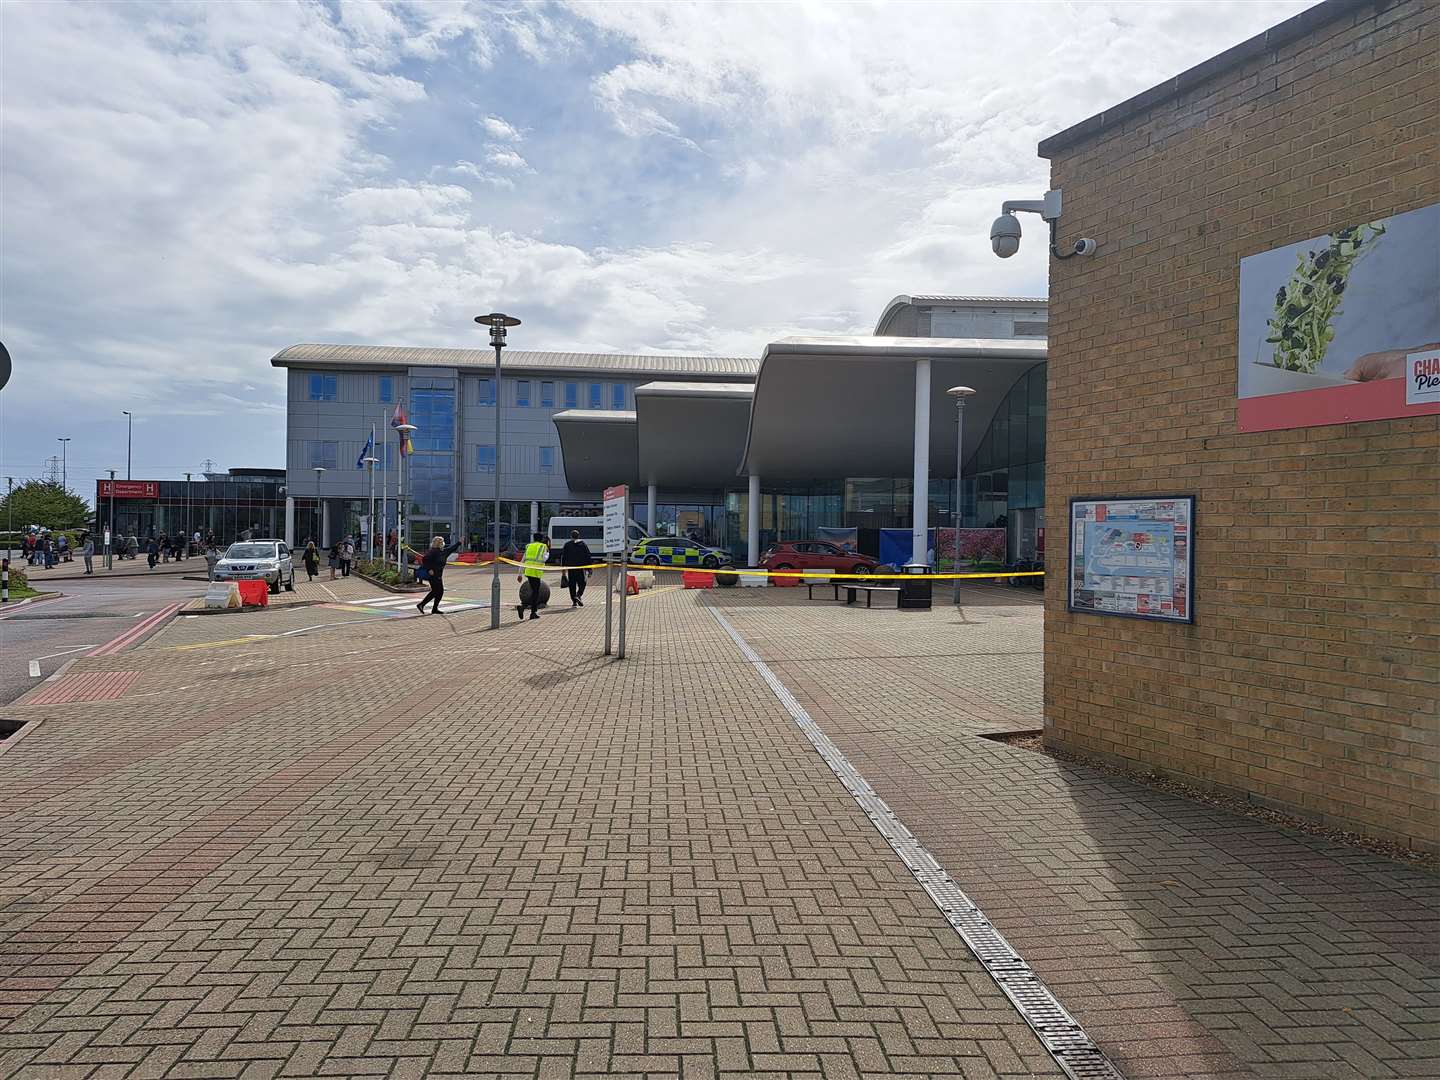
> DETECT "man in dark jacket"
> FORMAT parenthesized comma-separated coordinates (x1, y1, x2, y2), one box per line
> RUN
(415, 535, 461, 614)
(560, 530, 592, 607)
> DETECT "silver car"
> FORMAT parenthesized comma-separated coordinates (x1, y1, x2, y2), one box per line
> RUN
(213, 540, 295, 594)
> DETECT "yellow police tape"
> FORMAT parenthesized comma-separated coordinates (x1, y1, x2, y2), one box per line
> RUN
(477, 554, 1043, 582)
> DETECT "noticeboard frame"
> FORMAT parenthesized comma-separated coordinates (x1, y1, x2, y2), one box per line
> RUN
(1066, 495, 1196, 625)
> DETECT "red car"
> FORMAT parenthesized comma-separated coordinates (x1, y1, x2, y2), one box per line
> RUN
(760, 541, 878, 576)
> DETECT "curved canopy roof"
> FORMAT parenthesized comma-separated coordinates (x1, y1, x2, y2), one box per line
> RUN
(740, 336, 1045, 480)
(552, 410, 637, 491)
(636, 383, 753, 488)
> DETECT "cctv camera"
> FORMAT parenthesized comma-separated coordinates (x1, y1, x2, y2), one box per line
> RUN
(1073, 238, 1097, 256)
(990, 213, 1022, 258)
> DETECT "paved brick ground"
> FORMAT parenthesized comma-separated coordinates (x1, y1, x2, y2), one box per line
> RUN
(710, 587, 1440, 1080)
(0, 585, 1060, 1078)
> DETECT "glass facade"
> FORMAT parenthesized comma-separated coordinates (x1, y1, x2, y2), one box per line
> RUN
(95, 472, 287, 546)
(964, 362, 1045, 529)
(408, 379, 456, 535)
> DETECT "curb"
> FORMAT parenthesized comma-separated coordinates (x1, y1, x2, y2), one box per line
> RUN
(354, 571, 426, 594)
(182, 598, 329, 616)
(0, 591, 66, 616)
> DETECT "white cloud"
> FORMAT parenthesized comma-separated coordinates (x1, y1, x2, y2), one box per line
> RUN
(480, 114, 523, 141)
(0, 0, 1321, 496)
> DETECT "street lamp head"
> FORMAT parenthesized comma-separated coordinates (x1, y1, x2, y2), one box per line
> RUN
(947, 386, 977, 398)
(395, 422, 417, 434)
(476, 311, 520, 348)
(312, 466, 327, 475)
(362, 456, 379, 465)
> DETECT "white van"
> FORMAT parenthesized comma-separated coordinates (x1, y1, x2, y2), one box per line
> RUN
(545, 515, 646, 560)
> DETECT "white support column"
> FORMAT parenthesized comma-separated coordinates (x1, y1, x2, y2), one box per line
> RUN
(747, 473, 761, 567)
(284, 497, 295, 549)
(647, 484, 657, 534)
(321, 501, 331, 549)
(529, 500, 539, 537)
(912, 358, 931, 566)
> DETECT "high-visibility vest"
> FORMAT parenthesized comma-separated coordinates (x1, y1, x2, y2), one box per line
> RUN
(522, 542, 547, 578)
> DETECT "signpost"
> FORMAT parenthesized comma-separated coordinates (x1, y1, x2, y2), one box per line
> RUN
(603, 484, 628, 658)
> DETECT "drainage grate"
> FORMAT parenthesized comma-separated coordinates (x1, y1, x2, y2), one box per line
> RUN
(707, 604, 1125, 1080)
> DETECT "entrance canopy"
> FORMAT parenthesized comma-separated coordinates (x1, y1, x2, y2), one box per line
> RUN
(553, 409, 637, 491)
(636, 382, 753, 488)
(740, 336, 1045, 480)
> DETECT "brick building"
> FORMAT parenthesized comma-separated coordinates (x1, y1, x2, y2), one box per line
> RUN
(1038, 0, 1438, 849)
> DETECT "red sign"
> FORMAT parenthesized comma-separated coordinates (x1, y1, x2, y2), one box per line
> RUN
(100, 481, 159, 499)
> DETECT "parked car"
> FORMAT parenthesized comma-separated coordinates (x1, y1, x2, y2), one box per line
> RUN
(212, 540, 295, 594)
(632, 536, 732, 569)
(760, 540, 878, 576)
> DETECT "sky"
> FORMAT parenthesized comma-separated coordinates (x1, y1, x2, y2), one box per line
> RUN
(0, 0, 1318, 502)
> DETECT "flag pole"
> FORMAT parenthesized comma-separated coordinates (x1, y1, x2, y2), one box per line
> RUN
(368, 422, 376, 562)
(381, 411, 389, 564)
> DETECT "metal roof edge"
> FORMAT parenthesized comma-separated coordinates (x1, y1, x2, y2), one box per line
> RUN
(551, 409, 636, 424)
(1038, 0, 1377, 158)
(763, 335, 1047, 360)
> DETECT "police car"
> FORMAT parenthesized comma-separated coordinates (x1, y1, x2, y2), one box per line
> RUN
(632, 536, 732, 569)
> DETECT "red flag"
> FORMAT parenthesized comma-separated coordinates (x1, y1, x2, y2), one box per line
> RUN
(390, 404, 413, 456)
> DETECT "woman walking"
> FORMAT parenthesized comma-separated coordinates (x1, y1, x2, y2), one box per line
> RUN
(327, 540, 340, 580)
(303, 541, 320, 581)
(415, 535, 461, 614)
(81, 533, 95, 575)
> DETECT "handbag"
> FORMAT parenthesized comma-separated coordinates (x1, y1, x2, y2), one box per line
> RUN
(560, 570, 570, 588)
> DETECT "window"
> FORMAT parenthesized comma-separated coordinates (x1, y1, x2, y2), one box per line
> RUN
(589, 383, 602, 409)
(540, 381, 554, 408)
(564, 383, 578, 409)
(307, 374, 337, 401)
(611, 384, 625, 410)
(409, 384, 455, 452)
(477, 378, 495, 406)
(378, 376, 393, 403)
(539, 446, 555, 473)
(476, 445, 496, 473)
(306, 440, 338, 470)
(516, 380, 531, 407)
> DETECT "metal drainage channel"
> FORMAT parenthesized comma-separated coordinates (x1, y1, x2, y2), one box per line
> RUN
(707, 604, 1124, 1080)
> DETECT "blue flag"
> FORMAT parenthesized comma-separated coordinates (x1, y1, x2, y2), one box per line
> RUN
(356, 431, 374, 469)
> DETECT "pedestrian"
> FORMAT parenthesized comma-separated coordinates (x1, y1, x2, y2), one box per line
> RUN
(519, 532, 550, 621)
(415, 535, 461, 614)
(340, 535, 355, 578)
(560, 529, 592, 607)
(303, 541, 319, 581)
(327, 540, 340, 580)
(205, 543, 219, 581)
(43, 535, 56, 569)
(159, 532, 170, 563)
(57, 533, 70, 562)
(146, 536, 159, 569)
(81, 532, 95, 575)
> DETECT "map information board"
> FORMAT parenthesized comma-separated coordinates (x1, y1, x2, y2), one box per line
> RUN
(1068, 496, 1194, 623)
(602, 484, 628, 555)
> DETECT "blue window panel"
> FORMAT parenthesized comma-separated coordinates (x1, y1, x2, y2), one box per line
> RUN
(589, 383, 602, 409)
(539, 446, 555, 473)
(540, 381, 554, 408)
(611, 384, 625, 410)
(516, 380, 530, 407)
(307, 440, 338, 470)
(308, 374, 336, 401)
(409, 387, 455, 452)
(476, 445, 496, 473)
(407, 455, 454, 517)
(564, 383, 578, 409)
(477, 378, 495, 406)
(378, 376, 393, 403)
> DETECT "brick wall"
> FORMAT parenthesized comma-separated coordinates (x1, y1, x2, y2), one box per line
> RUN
(1040, 0, 1438, 850)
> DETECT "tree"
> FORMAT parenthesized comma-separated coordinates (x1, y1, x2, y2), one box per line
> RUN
(0, 480, 91, 531)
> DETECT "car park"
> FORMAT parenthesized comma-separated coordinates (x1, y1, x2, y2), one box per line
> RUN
(632, 536, 732, 569)
(212, 540, 295, 593)
(760, 540, 878, 577)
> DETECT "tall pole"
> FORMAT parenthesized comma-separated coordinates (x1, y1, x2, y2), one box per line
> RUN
(381, 412, 390, 560)
(123, 412, 133, 479)
(477, 312, 520, 630)
(948, 386, 976, 606)
(911, 359, 931, 567)
(366, 422, 377, 562)
(184, 472, 192, 557)
(105, 469, 115, 569)
(312, 466, 326, 547)
(395, 423, 416, 580)
(5, 477, 13, 559)
(58, 437, 71, 490)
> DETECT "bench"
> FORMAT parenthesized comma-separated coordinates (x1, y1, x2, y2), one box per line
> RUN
(805, 581, 903, 608)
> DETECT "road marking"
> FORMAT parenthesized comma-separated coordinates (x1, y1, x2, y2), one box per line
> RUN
(32, 645, 100, 662)
(134, 612, 144, 617)
(28, 661, 41, 678)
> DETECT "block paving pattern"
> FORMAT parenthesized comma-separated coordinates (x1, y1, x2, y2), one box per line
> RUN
(0, 586, 1061, 1078)
(23, 671, 141, 707)
(711, 588, 1440, 1080)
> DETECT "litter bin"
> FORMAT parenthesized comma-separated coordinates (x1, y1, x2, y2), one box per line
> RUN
(898, 561, 932, 610)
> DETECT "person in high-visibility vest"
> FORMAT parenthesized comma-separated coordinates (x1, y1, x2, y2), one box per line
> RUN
(519, 532, 550, 620)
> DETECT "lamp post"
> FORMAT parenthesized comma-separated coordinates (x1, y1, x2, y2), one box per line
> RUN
(475, 312, 521, 630)
(947, 386, 976, 606)
(122, 412, 133, 479)
(363, 453, 379, 562)
(311, 466, 326, 546)
(105, 470, 115, 568)
(394, 423, 417, 580)
(57, 437, 71, 490)
(184, 472, 193, 557)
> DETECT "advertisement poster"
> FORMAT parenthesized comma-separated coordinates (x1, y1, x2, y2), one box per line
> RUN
(815, 526, 858, 552)
(1068, 497, 1193, 623)
(1236, 201, 1440, 432)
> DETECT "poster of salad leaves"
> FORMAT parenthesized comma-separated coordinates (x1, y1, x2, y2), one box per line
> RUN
(1236, 201, 1439, 432)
